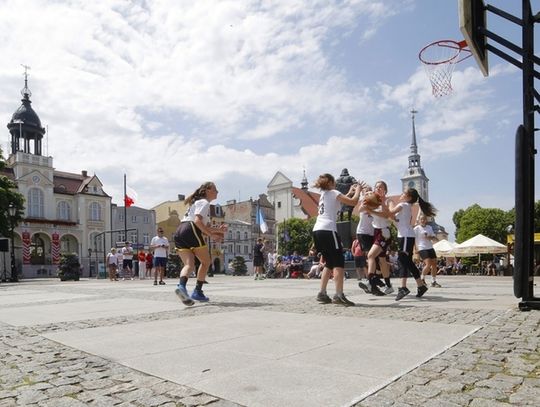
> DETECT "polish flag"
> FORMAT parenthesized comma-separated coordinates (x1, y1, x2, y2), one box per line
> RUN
(124, 186, 138, 207)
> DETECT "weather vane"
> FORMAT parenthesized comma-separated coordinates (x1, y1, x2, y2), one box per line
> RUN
(20, 64, 31, 98)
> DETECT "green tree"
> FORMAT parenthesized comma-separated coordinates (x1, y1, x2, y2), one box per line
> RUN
(0, 148, 25, 237)
(277, 218, 316, 256)
(454, 204, 513, 244)
(230, 256, 247, 275)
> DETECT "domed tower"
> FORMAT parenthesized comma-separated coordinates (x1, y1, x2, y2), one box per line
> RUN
(7, 68, 46, 156)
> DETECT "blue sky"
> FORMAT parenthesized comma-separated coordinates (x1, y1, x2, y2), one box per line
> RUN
(0, 0, 537, 241)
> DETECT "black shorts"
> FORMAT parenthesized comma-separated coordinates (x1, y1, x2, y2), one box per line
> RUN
(254, 257, 264, 267)
(122, 259, 133, 269)
(419, 248, 437, 260)
(397, 237, 415, 254)
(312, 230, 344, 269)
(357, 234, 374, 253)
(174, 221, 206, 251)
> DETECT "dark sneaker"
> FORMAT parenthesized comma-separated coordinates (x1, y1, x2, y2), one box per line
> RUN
(416, 285, 428, 298)
(332, 293, 355, 306)
(384, 286, 395, 295)
(395, 287, 410, 301)
(153, 280, 158, 286)
(358, 280, 371, 294)
(371, 285, 386, 296)
(431, 281, 441, 288)
(159, 280, 166, 285)
(373, 276, 385, 287)
(317, 292, 332, 304)
(191, 289, 210, 302)
(175, 286, 194, 306)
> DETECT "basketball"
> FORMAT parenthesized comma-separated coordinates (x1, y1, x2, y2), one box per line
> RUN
(363, 191, 382, 209)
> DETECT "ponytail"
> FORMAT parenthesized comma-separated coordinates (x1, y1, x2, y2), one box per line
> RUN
(406, 188, 436, 217)
(418, 196, 437, 217)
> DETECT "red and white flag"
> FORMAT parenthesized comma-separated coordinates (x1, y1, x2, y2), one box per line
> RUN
(124, 185, 138, 207)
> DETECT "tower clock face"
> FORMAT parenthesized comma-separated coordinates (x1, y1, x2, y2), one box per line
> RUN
(408, 181, 415, 188)
(32, 175, 40, 184)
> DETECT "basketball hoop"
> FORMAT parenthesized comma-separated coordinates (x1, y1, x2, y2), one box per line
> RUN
(419, 40, 471, 97)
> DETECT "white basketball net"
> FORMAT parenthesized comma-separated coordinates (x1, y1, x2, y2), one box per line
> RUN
(419, 41, 468, 98)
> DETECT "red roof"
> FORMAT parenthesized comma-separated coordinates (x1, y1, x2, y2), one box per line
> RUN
(291, 187, 320, 218)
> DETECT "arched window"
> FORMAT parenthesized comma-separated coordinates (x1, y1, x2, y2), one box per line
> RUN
(28, 188, 44, 218)
(244, 232, 248, 240)
(236, 231, 241, 241)
(57, 201, 71, 221)
(89, 202, 102, 221)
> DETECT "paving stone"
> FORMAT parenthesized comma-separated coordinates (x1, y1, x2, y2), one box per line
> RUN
(37, 396, 88, 406)
(469, 399, 512, 407)
(180, 394, 219, 406)
(508, 384, 540, 405)
(46, 384, 83, 398)
(16, 388, 49, 404)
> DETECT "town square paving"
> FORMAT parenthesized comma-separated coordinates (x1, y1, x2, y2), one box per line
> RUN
(0, 275, 538, 406)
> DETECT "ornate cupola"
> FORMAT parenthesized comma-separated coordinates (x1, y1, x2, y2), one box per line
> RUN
(301, 169, 308, 191)
(401, 108, 429, 200)
(7, 66, 46, 156)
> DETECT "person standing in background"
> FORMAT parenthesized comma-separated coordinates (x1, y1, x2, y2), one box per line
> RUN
(150, 228, 169, 285)
(138, 250, 146, 279)
(253, 238, 266, 280)
(121, 241, 134, 280)
(106, 248, 118, 281)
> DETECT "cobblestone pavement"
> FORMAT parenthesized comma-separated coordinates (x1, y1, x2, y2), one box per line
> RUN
(0, 278, 539, 406)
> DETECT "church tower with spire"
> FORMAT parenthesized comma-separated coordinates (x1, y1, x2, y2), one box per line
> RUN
(401, 109, 429, 200)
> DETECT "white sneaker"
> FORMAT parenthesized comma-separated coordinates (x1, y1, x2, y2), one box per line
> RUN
(384, 286, 395, 295)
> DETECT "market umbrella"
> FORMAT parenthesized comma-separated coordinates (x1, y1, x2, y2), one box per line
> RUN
(453, 234, 507, 256)
(433, 239, 457, 257)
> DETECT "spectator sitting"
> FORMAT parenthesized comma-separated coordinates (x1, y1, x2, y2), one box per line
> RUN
(288, 251, 304, 278)
(274, 256, 287, 278)
(307, 254, 325, 279)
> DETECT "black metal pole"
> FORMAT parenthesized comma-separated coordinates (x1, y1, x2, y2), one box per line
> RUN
(124, 174, 127, 242)
(10, 217, 17, 282)
(517, 0, 538, 310)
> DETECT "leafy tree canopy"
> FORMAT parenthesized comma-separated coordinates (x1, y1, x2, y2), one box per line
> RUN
(454, 204, 514, 244)
(277, 217, 316, 256)
(0, 148, 25, 237)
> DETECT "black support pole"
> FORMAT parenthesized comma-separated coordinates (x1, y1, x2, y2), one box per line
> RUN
(517, 0, 539, 310)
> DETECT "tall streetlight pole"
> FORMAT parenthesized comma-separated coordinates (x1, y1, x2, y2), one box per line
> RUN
(8, 203, 18, 282)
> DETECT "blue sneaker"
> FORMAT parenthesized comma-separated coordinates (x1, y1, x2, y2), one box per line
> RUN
(191, 289, 210, 302)
(175, 285, 194, 306)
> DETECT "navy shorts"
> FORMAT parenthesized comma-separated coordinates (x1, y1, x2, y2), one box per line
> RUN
(153, 257, 167, 268)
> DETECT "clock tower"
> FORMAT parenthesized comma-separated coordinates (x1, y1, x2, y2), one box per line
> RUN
(401, 109, 429, 200)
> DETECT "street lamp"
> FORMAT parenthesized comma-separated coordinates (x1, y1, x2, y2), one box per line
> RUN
(88, 248, 92, 278)
(8, 203, 18, 282)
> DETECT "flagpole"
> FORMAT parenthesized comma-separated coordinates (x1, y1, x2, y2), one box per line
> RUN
(124, 174, 127, 243)
(257, 199, 261, 238)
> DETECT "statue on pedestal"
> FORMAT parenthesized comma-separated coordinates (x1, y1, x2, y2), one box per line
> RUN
(335, 168, 357, 222)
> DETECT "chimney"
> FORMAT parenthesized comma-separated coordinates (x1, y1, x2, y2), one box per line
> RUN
(81, 170, 88, 177)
